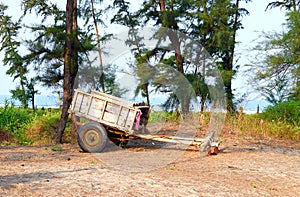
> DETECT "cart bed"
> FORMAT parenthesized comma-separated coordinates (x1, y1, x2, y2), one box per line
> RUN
(70, 89, 139, 133)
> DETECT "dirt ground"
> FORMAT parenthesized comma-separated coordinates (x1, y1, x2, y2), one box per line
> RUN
(0, 133, 300, 197)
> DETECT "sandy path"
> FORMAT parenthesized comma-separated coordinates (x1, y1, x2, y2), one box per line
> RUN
(0, 137, 299, 197)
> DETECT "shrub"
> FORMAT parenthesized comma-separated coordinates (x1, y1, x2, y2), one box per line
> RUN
(0, 103, 35, 144)
(260, 100, 300, 126)
(223, 112, 299, 140)
(0, 103, 73, 145)
(25, 112, 61, 145)
(25, 111, 75, 145)
(148, 111, 181, 123)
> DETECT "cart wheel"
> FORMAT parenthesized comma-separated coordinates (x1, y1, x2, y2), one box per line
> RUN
(77, 122, 108, 153)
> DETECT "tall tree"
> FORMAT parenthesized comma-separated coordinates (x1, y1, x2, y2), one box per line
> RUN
(250, 1, 300, 102)
(90, 0, 105, 92)
(112, 0, 201, 114)
(20, 0, 112, 142)
(54, 0, 79, 143)
(112, 0, 250, 113)
(266, 0, 299, 11)
(0, 3, 39, 108)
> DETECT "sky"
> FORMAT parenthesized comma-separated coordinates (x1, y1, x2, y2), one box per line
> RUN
(0, 0, 287, 100)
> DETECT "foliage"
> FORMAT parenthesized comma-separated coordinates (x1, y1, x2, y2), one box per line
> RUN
(25, 111, 61, 145)
(250, 3, 300, 102)
(0, 3, 38, 108)
(77, 64, 127, 97)
(17, 0, 113, 91)
(148, 111, 181, 123)
(50, 144, 64, 151)
(149, 109, 299, 140)
(0, 103, 299, 146)
(259, 100, 300, 126)
(111, 0, 251, 112)
(18, 0, 116, 143)
(221, 112, 299, 140)
(0, 104, 73, 145)
(0, 103, 35, 144)
(266, 0, 300, 11)
(3, 0, 299, 144)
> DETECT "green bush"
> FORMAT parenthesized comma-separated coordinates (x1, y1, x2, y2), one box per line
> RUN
(260, 100, 300, 126)
(148, 111, 181, 123)
(227, 113, 300, 140)
(0, 103, 35, 144)
(25, 111, 61, 145)
(24, 110, 74, 145)
(0, 102, 71, 145)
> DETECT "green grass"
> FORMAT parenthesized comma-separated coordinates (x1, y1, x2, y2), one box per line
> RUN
(0, 100, 299, 146)
(51, 145, 63, 151)
(0, 103, 73, 146)
(148, 108, 299, 141)
(259, 100, 300, 126)
(0, 103, 36, 145)
(225, 113, 299, 140)
(148, 111, 181, 123)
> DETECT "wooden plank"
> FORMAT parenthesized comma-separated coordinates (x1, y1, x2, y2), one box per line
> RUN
(71, 90, 79, 111)
(100, 100, 107, 120)
(116, 106, 123, 125)
(74, 111, 134, 132)
(78, 92, 85, 113)
(81, 94, 90, 114)
(85, 94, 93, 116)
(118, 107, 130, 127)
(128, 110, 137, 133)
(91, 89, 134, 107)
(87, 97, 104, 119)
(129, 134, 205, 145)
(71, 89, 140, 133)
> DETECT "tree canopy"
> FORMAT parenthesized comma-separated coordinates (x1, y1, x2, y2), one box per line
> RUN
(1, 0, 298, 143)
(250, 1, 300, 104)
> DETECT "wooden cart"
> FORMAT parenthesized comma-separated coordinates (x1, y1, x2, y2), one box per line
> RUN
(70, 89, 217, 153)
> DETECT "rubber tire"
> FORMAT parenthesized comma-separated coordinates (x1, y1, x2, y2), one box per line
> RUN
(77, 122, 108, 153)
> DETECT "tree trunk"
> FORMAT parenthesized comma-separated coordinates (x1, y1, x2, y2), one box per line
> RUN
(145, 83, 150, 106)
(168, 30, 184, 73)
(159, 0, 166, 11)
(292, 0, 297, 11)
(222, 52, 235, 112)
(54, 0, 78, 143)
(224, 0, 240, 113)
(90, 0, 105, 92)
(159, 0, 188, 114)
(31, 91, 35, 110)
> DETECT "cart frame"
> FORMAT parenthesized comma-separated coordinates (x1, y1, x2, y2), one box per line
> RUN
(70, 89, 217, 153)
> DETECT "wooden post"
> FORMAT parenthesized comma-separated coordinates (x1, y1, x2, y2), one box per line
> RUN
(58, 91, 61, 109)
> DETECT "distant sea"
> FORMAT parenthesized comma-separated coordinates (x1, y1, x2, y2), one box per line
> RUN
(238, 100, 270, 114)
(0, 95, 59, 108)
(0, 94, 271, 113)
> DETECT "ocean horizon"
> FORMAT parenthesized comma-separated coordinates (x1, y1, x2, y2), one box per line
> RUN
(0, 95, 59, 108)
(0, 94, 271, 113)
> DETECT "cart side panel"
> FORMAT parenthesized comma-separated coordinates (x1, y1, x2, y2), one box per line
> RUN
(91, 89, 134, 107)
(86, 97, 105, 119)
(102, 102, 119, 124)
(101, 102, 137, 130)
(125, 109, 138, 130)
(72, 91, 105, 120)
(117, 107, 137, 129)
(117, 107, 129, 127)
(73, 93, 90, 114)
(72, 89, 139, 133)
